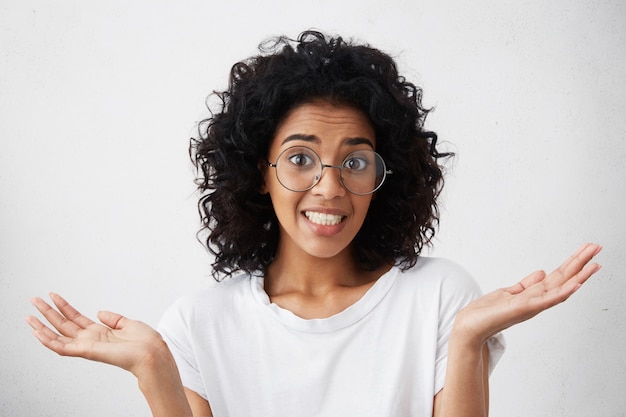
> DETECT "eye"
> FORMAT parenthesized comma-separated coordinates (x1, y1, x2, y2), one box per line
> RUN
(343, 156, 370, 171)
(287, 153, 315, 167)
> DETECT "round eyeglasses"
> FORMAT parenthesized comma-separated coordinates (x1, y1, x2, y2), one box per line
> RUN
(267, 146, 392, 195)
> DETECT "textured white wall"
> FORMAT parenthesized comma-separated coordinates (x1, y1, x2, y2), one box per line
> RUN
(1, 1, 624, 416)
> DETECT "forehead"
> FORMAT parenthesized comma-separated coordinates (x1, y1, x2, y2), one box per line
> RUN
(272, 101, 375, 147)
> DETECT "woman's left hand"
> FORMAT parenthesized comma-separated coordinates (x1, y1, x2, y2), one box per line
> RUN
(453, 242, 602, 347)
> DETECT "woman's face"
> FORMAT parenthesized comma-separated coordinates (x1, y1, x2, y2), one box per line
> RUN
(263, 100, 376, 261)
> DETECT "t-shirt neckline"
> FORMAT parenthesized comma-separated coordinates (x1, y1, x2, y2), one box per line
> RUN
(249, 266, 399, 333)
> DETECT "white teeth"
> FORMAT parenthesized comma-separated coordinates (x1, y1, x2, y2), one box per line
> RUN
(304, 211, 345, 226)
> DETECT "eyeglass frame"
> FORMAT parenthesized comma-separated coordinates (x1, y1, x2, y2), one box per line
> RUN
(266, 145, 393, 196)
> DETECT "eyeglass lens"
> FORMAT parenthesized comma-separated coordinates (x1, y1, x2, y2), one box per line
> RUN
(273, 146, 387, 195)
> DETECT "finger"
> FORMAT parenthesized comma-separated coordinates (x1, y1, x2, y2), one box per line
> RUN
(26, 316, 76, 356)
(30, 296, 82, 337)
(26, 315, 73, 344)
(49, 293, 95, 329)
(505, 270, 546, 295)
(545, 243, 602, 288)
(26, 314, 51, 332)
(562, 243, 602, 274)
(531, 262, 602, 311)
(552, 243, 593, 280)
(560, 261, 602, 291)
(97, 310, 129, 330)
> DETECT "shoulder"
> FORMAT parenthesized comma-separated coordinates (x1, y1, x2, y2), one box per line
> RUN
(159, 273, 254, 326)
(393, 257, 483, 305)
(397, 257, 478, 288)
(386, 257, 486, 334)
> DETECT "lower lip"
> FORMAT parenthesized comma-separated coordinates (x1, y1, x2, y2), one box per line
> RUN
(302, 213, 347, 236)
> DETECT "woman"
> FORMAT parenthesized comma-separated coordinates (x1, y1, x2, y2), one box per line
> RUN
(27, 31, 602, 417)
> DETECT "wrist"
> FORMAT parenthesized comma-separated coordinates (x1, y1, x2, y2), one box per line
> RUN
(449, 314, 488, 353)
(133, 342, 193, 417)
(132, 340, 178, 383)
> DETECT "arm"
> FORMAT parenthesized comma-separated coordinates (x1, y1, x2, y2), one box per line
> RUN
(432, 336, 490, 416)
(26, 293, 193, 417)
(185, 388, 214, 417)
(135, 345, 195, 417)
(433, 243, 602, 417)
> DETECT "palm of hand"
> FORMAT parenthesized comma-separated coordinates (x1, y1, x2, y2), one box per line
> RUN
(454, 243, 602, 346)
(27, 293, 165, 375)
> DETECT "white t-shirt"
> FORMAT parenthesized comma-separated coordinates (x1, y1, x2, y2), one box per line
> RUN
(158, 257, 505, 417)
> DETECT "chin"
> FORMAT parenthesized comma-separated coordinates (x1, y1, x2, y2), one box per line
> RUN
(300, 241, 353, 260)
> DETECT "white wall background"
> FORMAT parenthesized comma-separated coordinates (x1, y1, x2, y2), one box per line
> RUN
(1, 1, 624, 416)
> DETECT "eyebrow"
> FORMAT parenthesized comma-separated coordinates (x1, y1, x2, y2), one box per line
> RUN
(281, 134, 374, 148)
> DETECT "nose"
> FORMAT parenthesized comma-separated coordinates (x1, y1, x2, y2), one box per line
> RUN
(311, 165, 346, 199)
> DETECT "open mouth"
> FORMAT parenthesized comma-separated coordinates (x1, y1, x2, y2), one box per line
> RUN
(304, 211, 346, 226)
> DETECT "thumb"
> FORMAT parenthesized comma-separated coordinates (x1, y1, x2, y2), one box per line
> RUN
(97, 310, 128, 330)
(505, 270, 546, 294)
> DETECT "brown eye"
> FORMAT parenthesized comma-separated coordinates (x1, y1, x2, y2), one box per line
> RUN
(343, 155, 370, 171)
(287, 153, 314, 167)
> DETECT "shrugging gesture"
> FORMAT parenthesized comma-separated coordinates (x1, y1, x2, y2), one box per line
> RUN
(27, 293, 163, 371)
(27, 244, 601, 417)
(434, 242, 602, 417)
(26, 293, 193, 417)
(455, 242, 602, 346)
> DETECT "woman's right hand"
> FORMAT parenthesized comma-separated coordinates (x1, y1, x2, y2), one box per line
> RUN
(27, 294, 195, 417)
(26, 293, 166, 376)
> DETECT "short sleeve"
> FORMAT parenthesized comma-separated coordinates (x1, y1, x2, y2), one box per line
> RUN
(158, 298, 208, 400)
(432, 260, 506, 393)
(486, 333, 506, 374)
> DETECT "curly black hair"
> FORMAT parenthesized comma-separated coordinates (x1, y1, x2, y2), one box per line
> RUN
(191, 30, 451, 280)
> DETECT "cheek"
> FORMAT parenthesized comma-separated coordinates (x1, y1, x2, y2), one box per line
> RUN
(355, 196, 373, 216)
(266, 181, 297, 216)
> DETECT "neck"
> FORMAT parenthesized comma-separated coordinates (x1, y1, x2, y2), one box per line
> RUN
(264, 248, 361, 296)
(263, 248, 392, 319)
